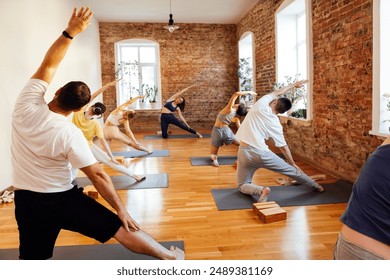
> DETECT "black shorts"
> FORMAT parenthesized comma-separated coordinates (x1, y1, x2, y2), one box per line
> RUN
(14, 186, 122, 260)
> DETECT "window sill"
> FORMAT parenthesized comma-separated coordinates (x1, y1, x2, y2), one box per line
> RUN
(279, 115, 312, 127)
(369, 130, 389, 139)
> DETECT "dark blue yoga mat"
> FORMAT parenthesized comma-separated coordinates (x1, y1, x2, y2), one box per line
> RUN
(144, 134, 211, 139)
(0, 240, 184, 260)
(211, 180, 353, 210)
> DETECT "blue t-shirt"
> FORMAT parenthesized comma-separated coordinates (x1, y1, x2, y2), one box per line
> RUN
(340, 144, 390, 245)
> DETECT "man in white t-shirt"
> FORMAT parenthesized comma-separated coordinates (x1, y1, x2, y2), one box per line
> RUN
(235, 80, 324, 202)
(11, 7, 183, 260)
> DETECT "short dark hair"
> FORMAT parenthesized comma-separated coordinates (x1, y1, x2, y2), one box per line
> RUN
(57, 81, 91, 111)
(275, 97, 292, 114)
(236, 103, 248, 116)
(92, 102, 106, 116)
(177, 97, 186, 111)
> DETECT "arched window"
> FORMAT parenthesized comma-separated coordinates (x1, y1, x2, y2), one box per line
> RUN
(275, 0, 313, 119)
(372, 0, 390, 136)
(115, 39, 162, 110)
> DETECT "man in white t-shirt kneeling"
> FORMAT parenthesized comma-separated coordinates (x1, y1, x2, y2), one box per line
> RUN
(235, 80, 324, 203)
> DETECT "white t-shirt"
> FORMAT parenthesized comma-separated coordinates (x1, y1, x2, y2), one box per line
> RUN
(236, 92, 287, 151)
(11, 79, 97, 193)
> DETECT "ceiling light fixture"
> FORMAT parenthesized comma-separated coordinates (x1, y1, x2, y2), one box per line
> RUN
(164, 0, 179, 33)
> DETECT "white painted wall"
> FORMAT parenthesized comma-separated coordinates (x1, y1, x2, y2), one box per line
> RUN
(0, 0, 102, 191)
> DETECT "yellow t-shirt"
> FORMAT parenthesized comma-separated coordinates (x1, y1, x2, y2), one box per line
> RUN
(72, 106, 104, 146)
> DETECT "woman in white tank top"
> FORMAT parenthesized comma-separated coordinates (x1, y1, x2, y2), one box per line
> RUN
(104, 96, 152, 154)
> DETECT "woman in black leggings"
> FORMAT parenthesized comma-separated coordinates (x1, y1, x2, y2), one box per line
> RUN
(160, 85, 203, 138)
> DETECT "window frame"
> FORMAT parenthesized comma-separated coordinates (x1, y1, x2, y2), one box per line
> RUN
(371, 0, 390, 137)
(275, 0, 313, 120)
(114, 39, 162, 111)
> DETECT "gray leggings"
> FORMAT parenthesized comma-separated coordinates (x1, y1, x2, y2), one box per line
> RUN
(333, 233, 384, 260)
(236, 145, 321, 196)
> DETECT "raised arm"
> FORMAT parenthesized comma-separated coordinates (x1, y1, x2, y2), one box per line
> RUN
(31, 7, 93, 84)
(274, 80, 308, 97)
(167, 84, 196, 101)
(89, 80, 119, 104)
(220, 91, 257, 113)
(114, 95, 145, 112)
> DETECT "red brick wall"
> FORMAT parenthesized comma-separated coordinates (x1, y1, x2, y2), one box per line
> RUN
(100, 0, 381, 181)
(99, 22, 238, 131)
(237, 0, 381, 181)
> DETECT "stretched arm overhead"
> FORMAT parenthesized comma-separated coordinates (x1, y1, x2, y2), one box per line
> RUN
(89, 79, 119, 105)
(32, 7, 93, 84)
(114, 95, 145, 113)
(221, 91, 257, 113)
(274, 79, 308, 97)
(167, 84, 196, 101)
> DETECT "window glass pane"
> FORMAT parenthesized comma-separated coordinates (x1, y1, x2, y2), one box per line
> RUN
(142, 66, 155, 88)
(297, 43, 307, 78)
(380, 0, 390, 130)
(116, 40, 161, 110)
(140, 47, 156, 63)
(297, 14, 306, 43)
(121, 46, 138, 63)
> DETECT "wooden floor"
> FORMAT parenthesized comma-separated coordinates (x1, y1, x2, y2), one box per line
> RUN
(0, 129, 347, 260)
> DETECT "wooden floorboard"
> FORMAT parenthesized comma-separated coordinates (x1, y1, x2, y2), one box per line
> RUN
(0, 129, 346, 260)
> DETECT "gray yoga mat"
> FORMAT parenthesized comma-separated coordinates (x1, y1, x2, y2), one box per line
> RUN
(144, 134, 211, 139)
(190, 156, 237, 166)
(190, 153, 285, 166)
(75, 173, 168, 190)
(0, 240, 184, 260)
(112, 149, 169, 158)
(211, 180, 353, 210)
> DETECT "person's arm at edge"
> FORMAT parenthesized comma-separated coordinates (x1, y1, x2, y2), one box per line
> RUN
(80, 163, 139, 231)
(31, 7, 93, 84)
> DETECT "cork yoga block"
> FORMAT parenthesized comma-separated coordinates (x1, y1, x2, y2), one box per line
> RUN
(115, 156, 125, 164)
(253, 201, 287, 223)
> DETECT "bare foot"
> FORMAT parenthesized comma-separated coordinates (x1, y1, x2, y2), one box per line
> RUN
(133, 175, 146, 182)
(210, 155, 219, 167)
(169, 246, 185, 260)
(196, 132, 203, 138)
(258, 187, 270, 203)
(315, 185, 324, 192)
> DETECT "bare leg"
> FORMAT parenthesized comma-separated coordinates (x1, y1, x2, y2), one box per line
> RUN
(114, 227, 185, 260)
(210, 145, 219, 167)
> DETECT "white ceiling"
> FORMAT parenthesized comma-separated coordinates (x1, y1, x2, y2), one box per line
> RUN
(77, 0, 259, 24)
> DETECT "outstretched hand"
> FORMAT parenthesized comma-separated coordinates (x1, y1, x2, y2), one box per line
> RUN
(294, 80, 308, 88)
(66, 7, 93, 38)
